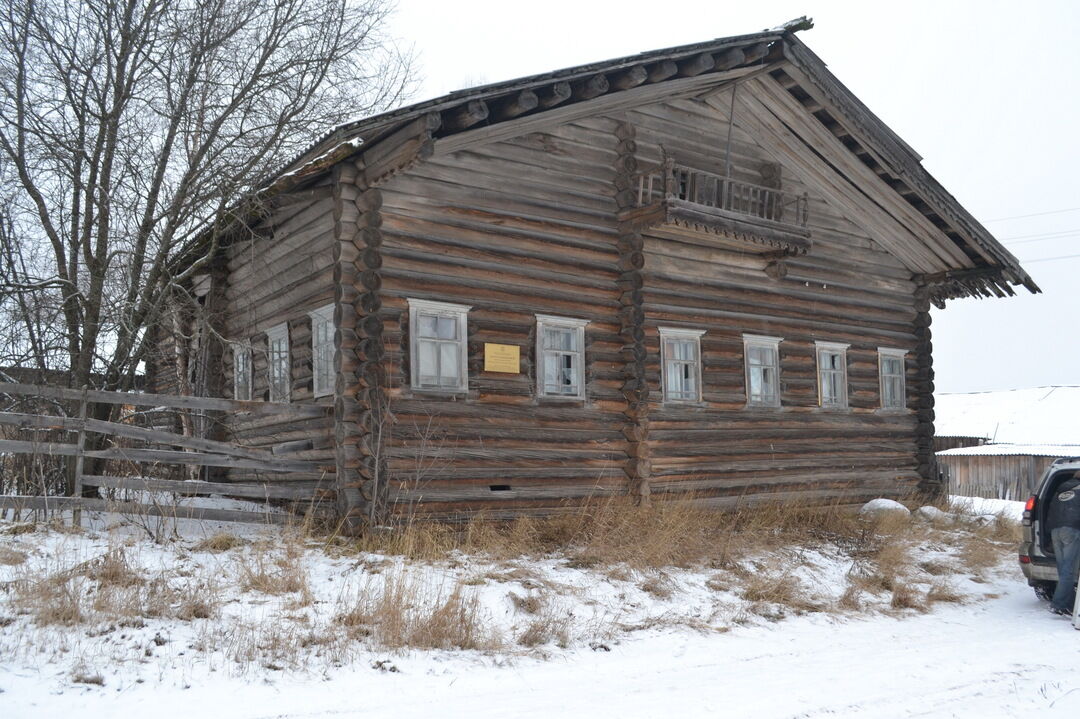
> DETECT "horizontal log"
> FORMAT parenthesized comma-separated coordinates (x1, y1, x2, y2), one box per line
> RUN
(0, 439, 325, 473)
(492, 90, 539, 120)
(538, 81, 572, 108)
(443, 100, 489, 132)
(80, 475, 320, 500)
(0, 382, 328, 418)
(0, 495, 294, 525)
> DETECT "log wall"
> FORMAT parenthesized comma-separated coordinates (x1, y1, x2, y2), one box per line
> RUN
(362, 81, 928, 519)
(624, 91, 923, 504)
(218, 182, 338, 487)
(372, 116, 628, 518)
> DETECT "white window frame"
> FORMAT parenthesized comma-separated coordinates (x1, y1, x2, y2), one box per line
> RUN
(659, 327, 705, 404)
(878, 347, 908, 410)
(233, 344, 252, 401)
(408, 298, 471, 393)
(266, 323, 290, 403)
(743, 334, 782, 408)
(535, 314, 589, 400)
(309, 304, 335, 398)
(815, 340, 849, 409)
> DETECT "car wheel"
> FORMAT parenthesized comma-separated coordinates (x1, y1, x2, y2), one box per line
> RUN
(1033, 581, 1057, 601)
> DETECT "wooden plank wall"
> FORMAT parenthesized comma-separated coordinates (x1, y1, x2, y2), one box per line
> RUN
(941, 454, 1057, 501)
(625, 92, 923, 504)
(219, 182, 338, 486)
(367, 82, 926, 518)
(373, 117, 628, 518)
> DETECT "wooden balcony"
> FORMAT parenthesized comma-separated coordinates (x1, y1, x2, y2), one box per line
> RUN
(622, 161, 812, 255)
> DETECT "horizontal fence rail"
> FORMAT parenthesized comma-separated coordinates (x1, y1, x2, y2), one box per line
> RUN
(0, 381, 330, 418)
(0, 381, 332, 526)
(635, 161, 809, 227)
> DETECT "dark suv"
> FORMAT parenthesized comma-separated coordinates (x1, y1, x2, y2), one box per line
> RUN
(1020, 457, 1080, 599)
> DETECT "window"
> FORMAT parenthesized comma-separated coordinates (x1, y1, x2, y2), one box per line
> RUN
(879, 348, 907, 410)
(233, 344, 252, 401)
(659, 327, 705, 403)
(815, 341, 849, 408)
(536, 315, 588, 399)
(408, 298, 470, 392)
(743, 334, 782, 407)
(310, 305, 334, 398)
(266, 323, 290, 403)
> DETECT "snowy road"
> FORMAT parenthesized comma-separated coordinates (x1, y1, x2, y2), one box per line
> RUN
(7, 571, 1080, 719)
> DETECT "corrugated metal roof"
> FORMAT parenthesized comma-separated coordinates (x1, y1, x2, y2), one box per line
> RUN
(937, 443, 1080, 458)
(934, 386, 1080, 445)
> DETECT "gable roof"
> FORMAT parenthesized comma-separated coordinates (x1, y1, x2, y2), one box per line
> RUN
(934, 386, 1080, 445)
(188, 19, 1035, 303)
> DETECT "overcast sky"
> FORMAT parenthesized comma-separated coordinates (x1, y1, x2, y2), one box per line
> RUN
(387, 0, 1079, 394)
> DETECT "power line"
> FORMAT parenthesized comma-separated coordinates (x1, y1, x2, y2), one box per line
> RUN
(985, 206, 1080, 222)
(1000, 227, 1080, 242)
(1002, 235, 1080, 249)
(1019, 253, 1080, 264)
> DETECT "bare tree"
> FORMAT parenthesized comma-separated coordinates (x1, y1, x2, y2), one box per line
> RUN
(0, 0, 412, 392)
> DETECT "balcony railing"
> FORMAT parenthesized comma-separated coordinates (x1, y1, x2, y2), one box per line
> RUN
(635, 161, 809, 228)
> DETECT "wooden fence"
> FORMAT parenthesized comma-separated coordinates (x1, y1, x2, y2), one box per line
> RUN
(0, 382, 332, 526)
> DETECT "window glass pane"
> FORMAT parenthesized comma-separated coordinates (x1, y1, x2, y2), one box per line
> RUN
(418, 313, 438, 338)
(418, 340, 438, 384)
(436, 316, 457, 340)
(681, 364, 695, 396)
(546, 327, 575, 351)
(883, 357, 901, 376)
(748, 345, 764, 364)
(665, 362, 683, 397)
(543, 352, 558, 391)
(761, 366, 775, 401)
(439, 342, 459, 385)
(670, 339, 693, 361)
(749, 367, 763, 398)
(559, 354, 575, 388)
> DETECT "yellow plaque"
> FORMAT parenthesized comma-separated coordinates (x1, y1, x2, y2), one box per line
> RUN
(484, 343, 520, 373)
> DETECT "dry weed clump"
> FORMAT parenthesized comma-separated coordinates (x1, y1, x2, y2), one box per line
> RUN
(508, 591, 544, 615)
(958, 535, 1000, 574)
(638, 573, 675, 600)
(0, 545, 28, 565)
(193, 533, 248, 553)
(926, 580, 964, 604)
(517, 600, 573, 649)
(334, 571, 501, 652)
(889, 581, 927, 611)
(236, 548, 312, 602)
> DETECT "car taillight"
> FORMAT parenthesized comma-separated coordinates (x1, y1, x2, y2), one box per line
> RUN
(1023, 495, 1037, 526)
(1020, 555, 1031, 564)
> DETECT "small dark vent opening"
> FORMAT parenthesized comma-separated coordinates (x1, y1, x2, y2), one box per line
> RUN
(489, 484, 513, 492)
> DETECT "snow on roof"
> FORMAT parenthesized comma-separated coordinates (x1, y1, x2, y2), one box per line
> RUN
(933, 386, 1080, 445)
(937, 443, 1080, 458)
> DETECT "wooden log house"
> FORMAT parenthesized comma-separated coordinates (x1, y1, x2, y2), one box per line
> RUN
(152, 20, 1038, 526)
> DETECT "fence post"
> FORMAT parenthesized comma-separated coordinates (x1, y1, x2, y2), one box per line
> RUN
(71, 385, 88, 527)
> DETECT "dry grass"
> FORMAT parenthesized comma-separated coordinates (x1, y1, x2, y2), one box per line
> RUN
(638, 573, 675, 599)
(0, 493, 1023, 675)
(192, 533, 247, 553)
(508, 591, 544, 615)
(353, 495, 867, 571)
(926, 580, 965, 604)
(334, 571, 501, 652)
(958, 536, 1001, 574)
(236, 548, 311, 603)
(0, 545, 28, 565)
(889, 581, 927, 611)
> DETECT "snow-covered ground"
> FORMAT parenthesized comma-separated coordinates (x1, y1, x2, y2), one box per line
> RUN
(2, 498, 1076, 719)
